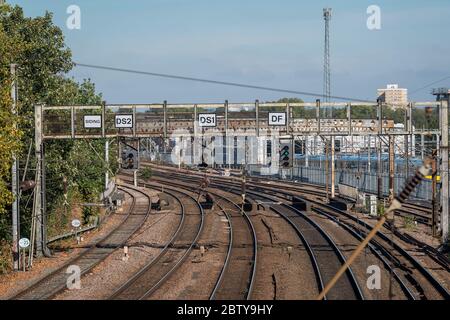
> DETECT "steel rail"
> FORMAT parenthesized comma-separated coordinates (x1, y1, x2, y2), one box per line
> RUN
(222, 178, 450, 300)
(12, 186, 151, 300)
(144, 166, 450, 299)
(208, 200, 234, 300)
(312, 207, 416, 300)
(142, 162, 433, 224)
(237, 180, 450, 299)
(150, 172, 362, 300)
(109, 181, 204, 300)
(231, 186, 365, 300)
(141, 176, 258, 300)
(268, 205, 326, 299)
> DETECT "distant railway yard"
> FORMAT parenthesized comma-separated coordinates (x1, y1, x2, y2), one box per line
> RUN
(1, 163, 448, 301)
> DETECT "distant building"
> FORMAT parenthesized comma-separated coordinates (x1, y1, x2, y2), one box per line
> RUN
(377, 84, 408, 108)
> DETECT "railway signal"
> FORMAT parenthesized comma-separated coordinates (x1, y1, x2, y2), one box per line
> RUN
(279, 141, 293, 168)
(120, 140, 139, 170)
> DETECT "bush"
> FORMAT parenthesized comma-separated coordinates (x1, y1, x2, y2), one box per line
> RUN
(403, 215, 417, 230)
(0, 241, 11, 274)
(139, 167, 152, 180)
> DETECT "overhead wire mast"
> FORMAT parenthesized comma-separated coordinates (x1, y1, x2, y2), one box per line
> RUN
(317, 158, 434, 300)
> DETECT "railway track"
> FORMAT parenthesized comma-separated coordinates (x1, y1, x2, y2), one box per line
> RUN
(227, 184, 450, 300)
(119, 172, 258, 300)
(235, 175, 433, 226)
(247, 184, 449, 271)
(206, 189, 257, 300)
(11, 186, 151, 300)
(146, 163, 434, 225)
(109, 184, 204, 300)
(147, 167, 450, 300)
(268, 203, 363, 300)
(155, 167, 446, 268)
(148, 174, 363, 300)
(233, 179, 448, 270)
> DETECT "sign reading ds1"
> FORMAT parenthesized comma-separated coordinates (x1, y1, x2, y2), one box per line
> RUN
(268, 112, 287, 126)
(115, 115, 133, 128)
(198, 114, 216, 127)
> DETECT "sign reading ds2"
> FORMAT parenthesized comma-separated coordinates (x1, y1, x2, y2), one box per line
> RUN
(115, 115, 133, 128)
(268, 112, 287, 126)
(198, 114, 216, 127)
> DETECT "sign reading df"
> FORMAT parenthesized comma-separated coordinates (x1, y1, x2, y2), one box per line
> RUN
(268, 112, 286, 126)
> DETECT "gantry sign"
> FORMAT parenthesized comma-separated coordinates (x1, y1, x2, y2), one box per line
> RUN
(36, 100, 446, 141)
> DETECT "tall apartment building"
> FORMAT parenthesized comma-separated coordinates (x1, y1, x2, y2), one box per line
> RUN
(377, 84, 408, 108)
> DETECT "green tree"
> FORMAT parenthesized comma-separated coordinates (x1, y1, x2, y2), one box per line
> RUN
(0, 22, 25, 230)
(0, 5, 112, 264)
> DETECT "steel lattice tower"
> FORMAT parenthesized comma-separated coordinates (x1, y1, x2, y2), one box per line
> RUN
(323, 8, 332, 114)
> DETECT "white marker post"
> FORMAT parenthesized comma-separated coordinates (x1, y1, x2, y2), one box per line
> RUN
(19, 238, 30, 272)
(122, 246, 129, 262)
(71, 219, 81, 244)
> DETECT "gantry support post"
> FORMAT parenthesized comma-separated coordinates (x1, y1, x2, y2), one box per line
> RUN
(305, 136, 309, 168)
(347, 103, 352, 135)
(105, 140, 109, 189)
(163, 100, 167, 154)
(405, 134, 409, 178)
(34, 105, 44, 257)
(377, 100, 383, 199)
(441, 99, 449, 244)
(102, 102, 109, 188)
(194, 104, 198, 164)
(286, 102, 290, 135)
(368, 135, 371, 190)
(405, 103, 412, 178)
(331, 136, 335, 199)
(11, 64, 19, 271)
(325, 138, 330, 202)
(255, 99, 259, 137)
(225, 100, 231, 169)
(316, 99, 321, 135)
(421, 134, 425, 160)
(389, 135, 395, 198)
(163, 100, 167, 140)
(432, 153, 438, 237)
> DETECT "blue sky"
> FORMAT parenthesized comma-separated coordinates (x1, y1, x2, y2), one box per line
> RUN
(9, 0, 450, 104)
